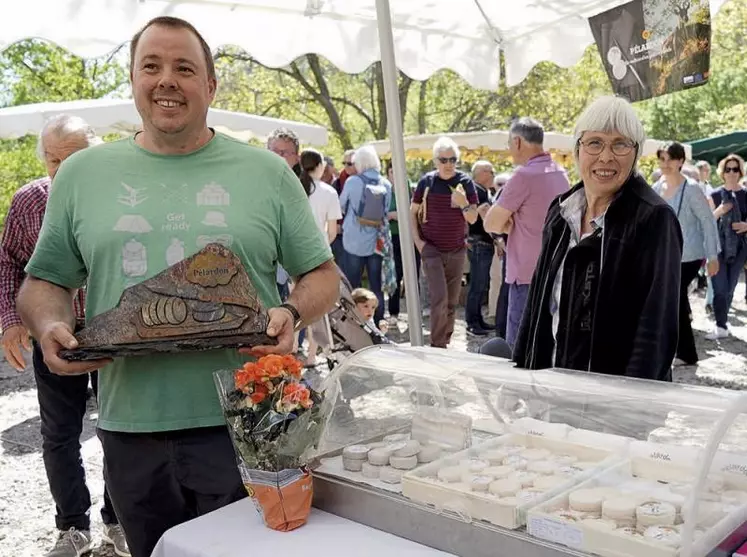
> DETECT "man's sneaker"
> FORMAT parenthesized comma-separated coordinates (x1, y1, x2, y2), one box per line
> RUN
(102, 523, 131, 557)
(705, 326, 729, 340)
(46, 528, 92, 557)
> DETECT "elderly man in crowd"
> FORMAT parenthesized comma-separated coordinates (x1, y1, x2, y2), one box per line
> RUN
(465, 161, 496, 335)
(411, 137, 478, 348)
(483, 118, 570, 348)
(267, 127, 301, 176)
(0, 115, 129, 556)
(17, 16, 338, 557)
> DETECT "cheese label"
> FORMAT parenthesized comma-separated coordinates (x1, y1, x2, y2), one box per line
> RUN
(528, 516, 584, 549)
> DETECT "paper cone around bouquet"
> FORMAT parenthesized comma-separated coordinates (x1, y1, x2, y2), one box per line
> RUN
(244, 467, 313, 531)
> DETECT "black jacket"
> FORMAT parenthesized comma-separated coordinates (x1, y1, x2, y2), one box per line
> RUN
(513, 173, 683, 381)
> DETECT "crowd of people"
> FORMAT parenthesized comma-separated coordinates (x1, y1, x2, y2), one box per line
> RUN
(1, 13, 747, 557)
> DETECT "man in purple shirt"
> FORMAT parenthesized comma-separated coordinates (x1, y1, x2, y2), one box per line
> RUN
(483, 118, 570, 349)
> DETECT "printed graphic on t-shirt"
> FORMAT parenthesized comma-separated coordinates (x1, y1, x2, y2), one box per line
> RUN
(113, 215, 153, 233)
(197, 182, 230, 206)
(159, 182, 190, 204)
(117, 183, 148, 207)
(122, 239, 147, 277)
(197, 234, 233, 248)
(166, 238, 186, 266)
(202, 210, 228, 228)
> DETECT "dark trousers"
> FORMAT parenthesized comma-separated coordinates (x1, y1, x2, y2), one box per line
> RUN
(713, 242, 747, 329)
(465, 240, 494, 327)
(495, 256, 510, 339)
(388, 233, 421, 317)
(506, 283, 530, 349)
(677, 260, 703, 364)
(32, 341, 117, 531)
(422, 244, 465, 348)
(98, 426, 246, 557)
(343, 252, 385, 323)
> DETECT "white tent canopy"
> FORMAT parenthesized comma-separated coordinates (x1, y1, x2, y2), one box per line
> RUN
(0, 0, 730, 90)
(370, 130, 693, 159)
(0, 0, 729, 345)
(0, 98, 328, 145)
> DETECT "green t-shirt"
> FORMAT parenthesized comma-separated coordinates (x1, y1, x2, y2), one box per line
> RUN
(26, 133, 332, 433)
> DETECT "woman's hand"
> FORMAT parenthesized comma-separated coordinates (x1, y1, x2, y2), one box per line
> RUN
(715, 202, 733, 218)
(732, 222, 747, 235)
(706, 259, 720, 277)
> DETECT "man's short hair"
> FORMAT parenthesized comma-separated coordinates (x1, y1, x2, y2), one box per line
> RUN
(695, 160, 711, 171)
(324, 155, 335, 167)
(130, 16, 216, 82)
(471, 160, 493, 174)
(343, 149, 356, 160)
(510, 117, 544, 145)
(36, 114, 102, 159)
(267, 128, 300, 153)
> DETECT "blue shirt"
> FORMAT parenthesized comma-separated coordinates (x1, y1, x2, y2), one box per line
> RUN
(653, 178, 720, 263)
(339, 170, 392, 257)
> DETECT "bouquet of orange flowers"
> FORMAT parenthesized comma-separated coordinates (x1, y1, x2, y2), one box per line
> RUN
(214, 354, 329, 531)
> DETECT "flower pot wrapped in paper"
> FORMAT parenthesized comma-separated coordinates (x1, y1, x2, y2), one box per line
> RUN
(214, 355, 329, 531)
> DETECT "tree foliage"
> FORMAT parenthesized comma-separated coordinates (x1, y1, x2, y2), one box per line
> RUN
(0, 0, 745, 224)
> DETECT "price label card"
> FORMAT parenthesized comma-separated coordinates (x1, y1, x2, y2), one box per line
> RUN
(528, 516, 584, 549)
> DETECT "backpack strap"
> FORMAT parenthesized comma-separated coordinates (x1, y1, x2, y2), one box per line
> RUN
(419, 173, 435, 224)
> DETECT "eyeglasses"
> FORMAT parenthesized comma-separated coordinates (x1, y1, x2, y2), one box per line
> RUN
(725, 166, 742, 174)
(579, 139, 637, 156)
(437, 157, 458, 164)
(343, 161, 355, 167)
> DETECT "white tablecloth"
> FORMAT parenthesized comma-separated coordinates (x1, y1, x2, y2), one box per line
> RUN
(151, 498, 454, 557)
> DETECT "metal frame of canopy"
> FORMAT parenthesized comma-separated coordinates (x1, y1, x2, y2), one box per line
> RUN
(0, 98, 329, 146)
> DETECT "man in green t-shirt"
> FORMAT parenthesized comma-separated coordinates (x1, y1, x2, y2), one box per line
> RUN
(17, 16, 338, 557)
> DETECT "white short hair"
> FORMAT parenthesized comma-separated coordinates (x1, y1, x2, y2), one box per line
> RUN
(432, 136, 460, 160)
(573, 96, 646, 167)
(354, 145, 381, 173)
(471, 160, 493, 174)
(37, 114, 102, 159)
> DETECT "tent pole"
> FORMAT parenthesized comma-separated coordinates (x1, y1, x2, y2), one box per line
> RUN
(374, 0, 424, 347)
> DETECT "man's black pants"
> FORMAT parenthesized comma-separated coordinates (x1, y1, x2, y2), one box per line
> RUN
(33, 341, 118, 531)
(98, 426, 246, 557)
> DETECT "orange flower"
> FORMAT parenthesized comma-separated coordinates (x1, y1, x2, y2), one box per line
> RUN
(281, 355, 303, 378)
(259, 355, 286, 379)
(281, 382, 313, 410)
(250, 383, 269, 405)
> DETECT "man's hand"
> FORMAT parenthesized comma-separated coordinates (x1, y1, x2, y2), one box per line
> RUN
(494, 237, 506, 258)
(732, 222, 747, 234)
(39, 322, 111, 375)
(2, 325, 32, 372)
(242, 307, 295, 356)
(450, 185, 468, 209)
(706, 258, 720, 277)
(477, 203, 491, 220)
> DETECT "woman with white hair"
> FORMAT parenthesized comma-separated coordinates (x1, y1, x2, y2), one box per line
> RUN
(339, 145, 392, 324)
(512, 96, 682, 381)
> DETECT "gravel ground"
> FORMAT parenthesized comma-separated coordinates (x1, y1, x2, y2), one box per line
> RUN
(1, 286, 745, 556)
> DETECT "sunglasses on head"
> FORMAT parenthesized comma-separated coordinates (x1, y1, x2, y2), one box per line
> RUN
(725, 166, 741, 174)
(438, 157, 458, 164)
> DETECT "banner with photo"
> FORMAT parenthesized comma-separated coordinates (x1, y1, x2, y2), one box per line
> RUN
(589, 0, 711, 102)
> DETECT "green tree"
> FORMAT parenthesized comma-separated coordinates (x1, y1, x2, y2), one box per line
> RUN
(0, 40, 128, 225)
(636, 0, 747, 142)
